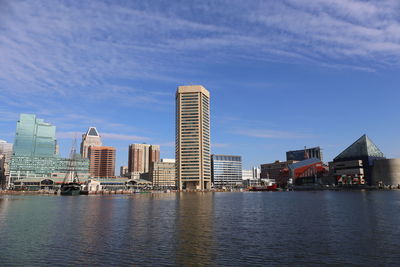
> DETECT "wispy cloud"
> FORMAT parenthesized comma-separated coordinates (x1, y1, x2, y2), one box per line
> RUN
(212, 143, 230, 148)
(101, 133, 149, 142)
(158, 142, 175, 147)
(56, 132, 82, 139)
(235, 129, 315, 139)
(0, 111, 19, 122)
(57, 131, 149, 142)
(1, 0, 400, 104)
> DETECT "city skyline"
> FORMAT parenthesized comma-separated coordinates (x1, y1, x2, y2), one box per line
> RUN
(1, 1, 400, 170)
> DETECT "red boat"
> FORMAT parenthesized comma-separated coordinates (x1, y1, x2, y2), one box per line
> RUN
(249, 184, 278, 191)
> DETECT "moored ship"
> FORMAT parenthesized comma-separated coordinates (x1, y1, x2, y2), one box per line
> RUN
(60, 182, 81, 196)
(59, 139, 82, 196)
(249, 184, 278, 191)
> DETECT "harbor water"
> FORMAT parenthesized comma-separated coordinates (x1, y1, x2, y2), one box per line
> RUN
(1, 191, 400, 266)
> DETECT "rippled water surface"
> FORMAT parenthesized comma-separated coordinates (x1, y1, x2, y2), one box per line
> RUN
(1, 191, 400, 266)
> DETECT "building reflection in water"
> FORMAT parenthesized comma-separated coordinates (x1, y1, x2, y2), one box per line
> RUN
(175, 192, 215, 266)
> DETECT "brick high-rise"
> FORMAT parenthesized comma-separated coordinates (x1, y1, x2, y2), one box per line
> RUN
(128, 144, 160, 178)
(88, 146, 116, 178)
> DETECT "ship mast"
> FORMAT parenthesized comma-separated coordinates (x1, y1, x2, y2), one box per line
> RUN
(62, 138, 80, 184)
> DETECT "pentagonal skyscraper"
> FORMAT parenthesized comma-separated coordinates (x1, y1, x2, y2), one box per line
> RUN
(80, 127, 102, 158)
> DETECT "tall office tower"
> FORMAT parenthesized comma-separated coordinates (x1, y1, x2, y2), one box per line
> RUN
(128, 144, 150, 174)
(80, 127, 102, 158)
(13, 113, 56, 157)
(128, 144, 160, 179)
(0, 140, 13, 188)
(88, 146, 116, 178)
(211, 155, 242, 188)
(149, 145, 160, 164)
(176, 85, 211, 190)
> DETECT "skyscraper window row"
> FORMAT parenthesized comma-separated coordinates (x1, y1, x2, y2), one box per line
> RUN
(181, 139, 199, 143)
(181, 100, 198, 104)
(181, 106, 199, 110)
(181, 124, 198, 128)
(181, 104, 199, 108)
(182, 116, 199, 120)
(181, 140, 199, 144)
(181, 95, 198, 99)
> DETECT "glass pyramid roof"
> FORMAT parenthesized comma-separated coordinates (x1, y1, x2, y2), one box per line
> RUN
(334, 134, 384, 161)
(87, 127, 99, 136)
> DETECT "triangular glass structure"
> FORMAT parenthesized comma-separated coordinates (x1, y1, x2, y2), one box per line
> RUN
(87, 127, 99, 136)
(334, 134, 384, 161)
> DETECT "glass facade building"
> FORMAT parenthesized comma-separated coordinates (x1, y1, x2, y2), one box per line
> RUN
(286, 147, 322, 161)
(211, 155, 242, 187)
(13, 114, 57, 157)
(9, 114, 89, 186)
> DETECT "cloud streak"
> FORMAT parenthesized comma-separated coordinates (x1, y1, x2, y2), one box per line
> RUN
(57, 131, 150, 142)
(1, 0, 400, 101)
(235, 129, 315, 139)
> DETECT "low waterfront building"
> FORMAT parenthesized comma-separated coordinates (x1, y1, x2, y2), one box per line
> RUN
(372, 159, 400, 187)
(85, 179, 102, 192)
(93, 177, 129, 191)
(211, 155, 242, 188)
(287, 158, 328, 185)
(260, 160, 297, 186)
(330, 134, 385, 185)
(242, 167, 261, 187)
(149, 159, 176, 189)
(126, 178, 152, 189)
(242, 169, 253, 180)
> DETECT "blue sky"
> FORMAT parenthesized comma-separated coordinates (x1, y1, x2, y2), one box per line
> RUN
(1, 0, 400, 170)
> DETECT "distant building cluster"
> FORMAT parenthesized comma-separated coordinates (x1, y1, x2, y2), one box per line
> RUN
(1, 85, 400, 191)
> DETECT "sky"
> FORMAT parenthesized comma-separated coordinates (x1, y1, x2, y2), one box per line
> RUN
(1, 0, 400, 170)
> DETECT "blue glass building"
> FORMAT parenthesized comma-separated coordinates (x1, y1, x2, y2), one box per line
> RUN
(211, 155, 242, 187)
(13, 114, 57, 157)
(9, 114, 89, 189)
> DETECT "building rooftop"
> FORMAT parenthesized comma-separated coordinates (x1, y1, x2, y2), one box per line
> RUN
(177, 85, 210, 97)
(289, 158, 321, 170)
(87, 127, 99, 136)
(334, 134, 385, 161)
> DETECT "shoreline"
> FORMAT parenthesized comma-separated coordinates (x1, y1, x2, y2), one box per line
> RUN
(1, 187, 399, 195)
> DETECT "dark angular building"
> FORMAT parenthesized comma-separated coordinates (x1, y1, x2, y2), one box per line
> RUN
(331, 134, 385, 185)
(286, 146, 322, 161)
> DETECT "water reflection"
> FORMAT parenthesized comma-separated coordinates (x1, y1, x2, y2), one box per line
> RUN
(176, 192, 215, 266)
(1, 192, 400, 266)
